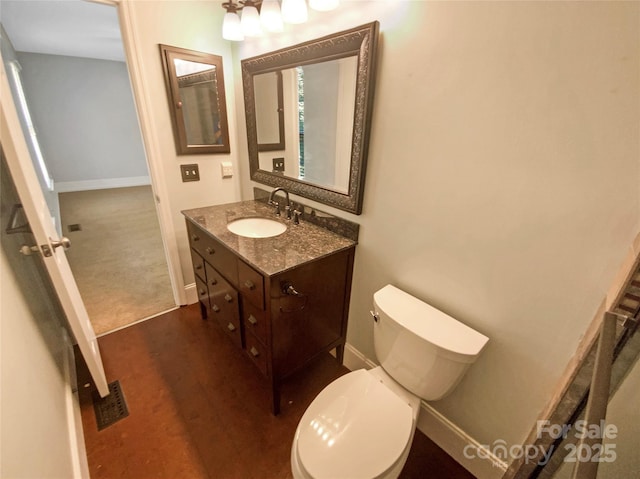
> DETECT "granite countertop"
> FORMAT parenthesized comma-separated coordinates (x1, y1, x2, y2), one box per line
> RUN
(182, 200, 357, 277)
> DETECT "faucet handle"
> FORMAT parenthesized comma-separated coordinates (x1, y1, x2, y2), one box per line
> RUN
(293, 209, 302, 225)
(269, 200, 280, 216)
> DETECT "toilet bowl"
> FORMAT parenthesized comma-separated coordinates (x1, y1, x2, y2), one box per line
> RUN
(291, 285, 489, 479)
(291, 367, 420, 479)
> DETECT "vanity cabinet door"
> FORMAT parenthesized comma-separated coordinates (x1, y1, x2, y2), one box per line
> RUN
(242, 298, 270, 377)
(206, 263, 242, 349)
(242, 301, 268, 345)
(244, 332, 268, 376)
(271, 249, 353, 378)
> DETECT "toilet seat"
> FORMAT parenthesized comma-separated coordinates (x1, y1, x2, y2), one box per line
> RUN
(294, 369, 414, 478)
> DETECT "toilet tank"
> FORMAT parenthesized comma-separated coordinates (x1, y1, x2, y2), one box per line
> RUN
(373, 285, 489, 401)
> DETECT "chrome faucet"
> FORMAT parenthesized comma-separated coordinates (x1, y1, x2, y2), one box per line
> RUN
(268, 187, 291, 219)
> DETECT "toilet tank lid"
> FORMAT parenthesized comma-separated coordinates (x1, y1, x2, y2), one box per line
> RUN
(374, 285, 489, 358)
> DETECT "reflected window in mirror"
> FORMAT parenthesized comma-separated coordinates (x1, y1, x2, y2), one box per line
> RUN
(242, 22, 379, 214)
(160, 44, 230, 155)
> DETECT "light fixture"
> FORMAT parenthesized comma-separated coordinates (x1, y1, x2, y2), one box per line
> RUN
(281, 0, 308, 24)
(260, 0, 284, 32)
(309, 0, 339, 12)
(240, 0, 263, 37)
(222, 1, 244, 41)
(222, 0, 338, 40)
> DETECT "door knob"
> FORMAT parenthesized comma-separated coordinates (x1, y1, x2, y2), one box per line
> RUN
(50, 237, 71, 250)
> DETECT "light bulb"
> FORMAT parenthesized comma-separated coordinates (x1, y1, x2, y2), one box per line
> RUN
(281, 0, 308, 24)
(260, 0, 284, 32)
(309, 0, 339, 11)
(222, 11, 244, 41)
(241, 5, 263, 37)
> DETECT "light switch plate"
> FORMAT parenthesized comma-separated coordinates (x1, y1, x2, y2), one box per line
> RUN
(221, 161, 233, 178)
(180, 164, 200, 182)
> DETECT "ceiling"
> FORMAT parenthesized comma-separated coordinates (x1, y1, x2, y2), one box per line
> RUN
(1, 0, 125, 62)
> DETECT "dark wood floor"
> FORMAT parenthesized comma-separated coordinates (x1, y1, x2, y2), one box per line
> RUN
(78, 304, 475, 478)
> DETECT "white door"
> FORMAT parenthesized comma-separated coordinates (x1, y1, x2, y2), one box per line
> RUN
(0, 54, 109, 397)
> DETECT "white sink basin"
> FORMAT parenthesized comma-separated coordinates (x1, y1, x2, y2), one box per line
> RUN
(227, 217, 287, 238)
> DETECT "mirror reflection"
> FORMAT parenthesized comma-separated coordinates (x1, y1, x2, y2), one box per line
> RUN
(255, 57, 357, 194)
(254, 71, 285, 151)
(173, 59, 224, 146)
(242, 22, 379, 214)
(160, 44, 230, 155)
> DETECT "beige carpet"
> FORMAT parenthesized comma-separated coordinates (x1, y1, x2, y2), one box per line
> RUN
(59, 186, 175, 335)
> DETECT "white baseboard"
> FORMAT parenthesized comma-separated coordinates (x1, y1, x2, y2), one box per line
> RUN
(343, 343, 507, 479)
(55, 175, 150, 193)
(185, 282, 198, 305)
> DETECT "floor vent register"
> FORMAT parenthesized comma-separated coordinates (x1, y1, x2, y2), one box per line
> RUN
(93, 380, 129, 431)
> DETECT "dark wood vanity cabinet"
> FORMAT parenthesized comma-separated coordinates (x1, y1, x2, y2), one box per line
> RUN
(186, 219, 355, 414)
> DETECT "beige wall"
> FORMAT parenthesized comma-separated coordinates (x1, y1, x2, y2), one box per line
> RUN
(125, 0, 243, 286)
(234, 0, 640, 451)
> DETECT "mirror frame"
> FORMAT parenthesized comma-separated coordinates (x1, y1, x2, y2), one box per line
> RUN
(160, 44, 231, 155)
(241, 22, 379, 214)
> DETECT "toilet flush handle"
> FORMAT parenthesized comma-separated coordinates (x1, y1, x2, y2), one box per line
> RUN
(370, 310, 379, 323)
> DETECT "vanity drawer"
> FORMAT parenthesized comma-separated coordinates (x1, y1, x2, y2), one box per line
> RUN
(242, 300, 268, 345)
(190, 249, 206, 282)
(238, 260, 264, 310)
(244, 333, 268, 377)
(195, 275, 209, 308)
(207, 265, 242, 349)
(218, 313, 242, 350)
(187, 220, 238, 285)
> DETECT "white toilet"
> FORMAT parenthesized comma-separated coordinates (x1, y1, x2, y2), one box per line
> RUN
(291, 284, 489, 479)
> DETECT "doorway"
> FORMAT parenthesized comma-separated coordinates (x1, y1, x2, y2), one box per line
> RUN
(1, 0, 177, 335)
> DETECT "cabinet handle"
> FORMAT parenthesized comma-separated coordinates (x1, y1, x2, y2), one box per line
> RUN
(244, 280, 255, 290)
(210, 278, 218, 286)
(227, 322, 236, 332)
(212, 304, 220, 313)
(206, 247, 215, 255)
(199, 289, 206, 297)
(247, 314, 258, 326)
(224, 294, 233, 303)
(191, 234, 199, 242)
(250, 346, 260, 357)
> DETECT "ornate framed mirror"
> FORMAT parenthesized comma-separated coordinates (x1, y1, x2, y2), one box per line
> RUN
(160, 44, 230, 155)
(242, 22, 379, 214)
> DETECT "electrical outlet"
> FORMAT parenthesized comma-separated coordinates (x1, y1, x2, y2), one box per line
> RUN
(221, 161, 233, 178)
(180, 164, 200, 182)
(273, 157, 285, 173)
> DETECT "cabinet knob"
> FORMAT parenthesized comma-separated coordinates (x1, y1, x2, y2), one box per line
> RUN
(247, 314, 258, 326)
(224, 294, 233, 303)
(244, 280, 255, 290)
(191, 234, 199, 242)
(210, 278, 218, 286)
(250, 346, 260, 357)
(195, 264, 203, 270)
(206, 247, 215, 255)
(227, 322, 236, 332)
(212, 304, 220, 313)
(199, 289, 206, 297)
